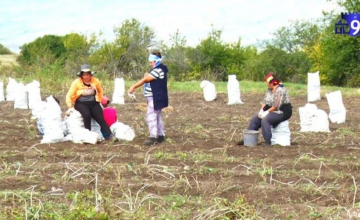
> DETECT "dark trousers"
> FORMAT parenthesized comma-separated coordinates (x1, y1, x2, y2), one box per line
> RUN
(75, 101, 112, 136)
(248, 113, 284, 143)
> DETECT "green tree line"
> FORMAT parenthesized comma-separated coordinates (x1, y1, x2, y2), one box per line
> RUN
(5, 0, 360, 87)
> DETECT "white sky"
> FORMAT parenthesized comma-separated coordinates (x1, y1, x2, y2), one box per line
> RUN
(0, 0, 339, 54)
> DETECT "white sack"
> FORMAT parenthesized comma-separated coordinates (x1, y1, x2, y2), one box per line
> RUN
(271, 120, 291, 146)
(227, 75, 243, 105)
(91, 118, 104, 141)
(41, 96, 66, 143)
(311, 109, 330, 132)
(31, 101, 47, 120)
(325, 90, 346, 124)
(299, 103, 317, 132)
(307, 71, 321, 102)
(6, 77, 18, 101)
(112, 77, 125, 104)
(299, 103, 330, 132)
(110, 122, 135, 141)
(200, 80, 217, 101)
(14, 83, 28, 109)
(26, 80, 42, 109)
(64, 110, 102, 144)
(0, 82, 5, 102)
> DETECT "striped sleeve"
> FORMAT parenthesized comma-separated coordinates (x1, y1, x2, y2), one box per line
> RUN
(149, 68, 165, 79)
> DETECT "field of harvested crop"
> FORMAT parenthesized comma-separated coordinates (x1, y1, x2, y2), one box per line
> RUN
(1, 92, 360, 219)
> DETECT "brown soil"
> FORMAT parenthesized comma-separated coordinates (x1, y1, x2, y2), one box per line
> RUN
(1, 92, 359, 219)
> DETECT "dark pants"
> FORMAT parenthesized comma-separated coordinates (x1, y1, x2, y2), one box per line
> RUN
(248, 113, 284, 144)
(75, 101, 112, 136)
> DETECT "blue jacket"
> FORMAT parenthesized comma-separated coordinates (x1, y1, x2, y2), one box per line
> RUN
(149, 63, 168, 110)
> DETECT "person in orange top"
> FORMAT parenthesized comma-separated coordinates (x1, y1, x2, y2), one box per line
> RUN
(66, 64, 114, 140)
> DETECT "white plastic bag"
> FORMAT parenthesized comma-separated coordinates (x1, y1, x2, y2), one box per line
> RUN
(325, 90, 346, 124)
(91, 118, 104, 141)
(271, 120, 291, 146)
(307, 71, 321, 102)
(299, 103, 330, 132)
(227, 75, 243, 105)
(31, 101, 47, 120)
(110, 122, 135, 141)
(14, 83, 28, 109)
(6, 77, 18, 101)
(200, 80, 217, 101)
(41, 96, 66, 143)
(26, 80, 42, 109)
(311, 109, 330, 132)
(0, 82, 5, 102)
(112, 78, 125, 104)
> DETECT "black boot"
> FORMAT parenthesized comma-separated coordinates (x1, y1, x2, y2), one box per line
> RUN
(236, 140, 244, 145)
(157, 135, 165, 143)
(143, 138, 158, 146)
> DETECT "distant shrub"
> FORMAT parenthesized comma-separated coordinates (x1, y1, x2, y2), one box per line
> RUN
(0, 44, 12, 55)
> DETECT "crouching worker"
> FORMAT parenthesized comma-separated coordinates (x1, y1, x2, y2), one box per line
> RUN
(237, 72, 292, 147)
(128, 51, 168, 146)
(66, 64, 114, 141)
(100, 96, 118, 138)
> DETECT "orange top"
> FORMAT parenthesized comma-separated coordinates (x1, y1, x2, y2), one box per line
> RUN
(66, 77, 104, 108)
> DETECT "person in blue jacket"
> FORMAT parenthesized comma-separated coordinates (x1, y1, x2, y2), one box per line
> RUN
(128, 51, 169, 146)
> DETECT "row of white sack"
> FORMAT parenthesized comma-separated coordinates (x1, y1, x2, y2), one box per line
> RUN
(200, 71, 325, 104)
(200, 75, 244, 105)
(34, 96, 135, 144)
(0, 77, 129, 109)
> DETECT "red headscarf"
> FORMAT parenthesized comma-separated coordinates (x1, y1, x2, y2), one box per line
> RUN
(264, 72, 281, 86)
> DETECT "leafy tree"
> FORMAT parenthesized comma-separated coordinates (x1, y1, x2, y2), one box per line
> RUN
(62, 33, 97, 75)
(0, 44, 12, 54)
(18, 35, 66, 67)
(91, 18, 156, 78)
(163, 29, 191, 81)
(187, 28, 245, 81)
(310, 0, 360, 86)
(256, 20, 322, 83)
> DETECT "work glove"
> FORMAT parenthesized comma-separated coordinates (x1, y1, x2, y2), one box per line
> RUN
(260, 110, 269, 119)
(65, 107, 75, 116)
(258, 109, 264, 117)
(128, 93, 136, 100)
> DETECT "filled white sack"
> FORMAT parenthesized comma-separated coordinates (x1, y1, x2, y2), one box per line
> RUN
(14, 82, 28, 109)
(64, 110, 102, 144)
(311, 109, 330, 132)
(31, 101, 47, 120)
(112, 77, 125, 104)
(41, 96, 66, 143)
(26, 80, 42, 109)
(110, 122, 135, 141)
(200, 80, 217, 101)
(271, 120, 291, 146)
(91, 118, 104, 141)
(325, 90, 346, 124)
(227, 75, 243, 105)
(299, 103, 330, 132)
(307, 71, 321, 102)
(0, 82, 5, 102)
(6, 77, 18, 101)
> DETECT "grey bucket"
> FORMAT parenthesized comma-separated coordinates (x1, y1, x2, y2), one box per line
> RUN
(243, 130, 259, 147)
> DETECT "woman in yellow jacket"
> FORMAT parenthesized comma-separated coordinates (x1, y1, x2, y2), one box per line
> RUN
(66, 64, 114, 140)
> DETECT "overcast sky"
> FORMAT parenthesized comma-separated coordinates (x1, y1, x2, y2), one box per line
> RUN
(0, 0, 339, 54)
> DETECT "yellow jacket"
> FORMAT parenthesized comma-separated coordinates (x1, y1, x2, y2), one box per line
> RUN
(66, 77, 104, 108)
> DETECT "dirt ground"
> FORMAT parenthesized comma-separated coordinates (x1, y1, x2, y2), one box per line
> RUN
(1, 92, 360, 219)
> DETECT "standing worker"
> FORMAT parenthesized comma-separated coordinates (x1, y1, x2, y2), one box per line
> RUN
(128, 51, 168, 146)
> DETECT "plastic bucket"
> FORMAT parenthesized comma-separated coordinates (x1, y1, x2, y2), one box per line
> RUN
(243, 130, 259, 147)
